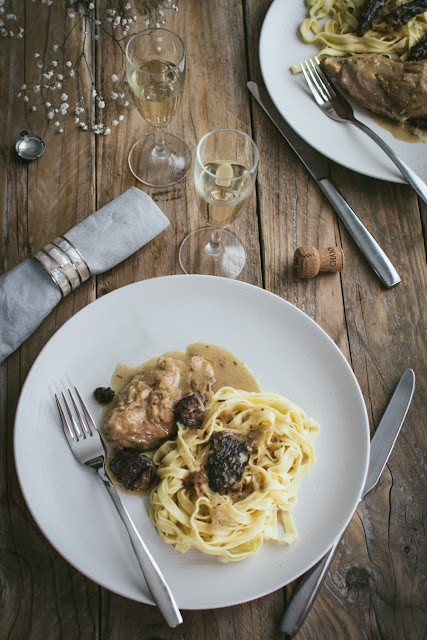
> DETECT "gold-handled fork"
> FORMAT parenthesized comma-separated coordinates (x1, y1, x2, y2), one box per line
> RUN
(300, 56, 427, 205)
(55, 387, 183, 628)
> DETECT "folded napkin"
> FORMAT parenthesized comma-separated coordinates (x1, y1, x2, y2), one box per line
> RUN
(0, 187, 170, 364)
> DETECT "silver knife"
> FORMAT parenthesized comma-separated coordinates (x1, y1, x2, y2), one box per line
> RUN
(280, 367, 415, 636)
(247, 81, 401, 289)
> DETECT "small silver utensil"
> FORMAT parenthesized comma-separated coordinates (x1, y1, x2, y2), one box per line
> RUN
(280, 367, 416, 636)
(15, 130, 45, 160)
(55, 387, 183, 628)
(247, 81, 400, 289)
(300, 57, 427, 205)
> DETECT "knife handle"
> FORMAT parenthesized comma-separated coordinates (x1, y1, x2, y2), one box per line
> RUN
(318, 178, 400, 288)
(280, 539, 340, 636)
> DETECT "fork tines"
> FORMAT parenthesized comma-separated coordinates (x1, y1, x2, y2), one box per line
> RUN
(55, 387, 97, 442)
(300, 56, 336, 103)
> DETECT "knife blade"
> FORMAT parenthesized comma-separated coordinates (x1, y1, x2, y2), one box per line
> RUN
(247, 81, 401, 289)
(280, 367, 415, 636)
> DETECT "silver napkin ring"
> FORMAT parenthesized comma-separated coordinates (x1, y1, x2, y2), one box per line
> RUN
(34, 236, 91, 297)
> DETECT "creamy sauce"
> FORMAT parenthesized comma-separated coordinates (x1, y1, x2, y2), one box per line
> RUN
(371, 112, 427, 144)
(110, 342, 261, 397)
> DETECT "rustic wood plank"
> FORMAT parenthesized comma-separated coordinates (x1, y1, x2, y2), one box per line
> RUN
(0, 2, 99, 639)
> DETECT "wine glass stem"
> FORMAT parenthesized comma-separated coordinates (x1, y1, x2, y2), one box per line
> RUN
(207, 229, 222, 256)
(153, 126, 169, 161)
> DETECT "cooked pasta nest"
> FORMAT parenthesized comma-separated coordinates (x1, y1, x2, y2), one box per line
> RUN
(149, 387, 319, 562)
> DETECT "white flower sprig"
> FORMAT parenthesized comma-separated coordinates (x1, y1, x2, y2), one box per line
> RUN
(11, 0, 178, 135)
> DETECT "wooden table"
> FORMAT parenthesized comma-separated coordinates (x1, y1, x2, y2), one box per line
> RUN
(1, 2, 426, 638)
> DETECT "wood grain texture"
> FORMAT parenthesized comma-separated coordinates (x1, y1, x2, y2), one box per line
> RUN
(0, 0, 426, 639)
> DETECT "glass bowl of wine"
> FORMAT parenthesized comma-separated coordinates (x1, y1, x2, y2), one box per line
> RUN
(126, 28, 191, 187)
(179, 128, 258, 278)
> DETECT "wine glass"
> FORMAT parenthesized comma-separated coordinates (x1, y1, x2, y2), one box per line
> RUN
(179, 128, 259, 278)
(125, 28, 191, 187)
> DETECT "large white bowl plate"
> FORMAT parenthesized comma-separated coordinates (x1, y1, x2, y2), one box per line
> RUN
(14, 275, 369, 609)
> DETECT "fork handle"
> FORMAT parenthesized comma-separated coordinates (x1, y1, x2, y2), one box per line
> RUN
(318, 178, 401, 288)
(352, 120, 427, 205)
(99, 471, 183, 628)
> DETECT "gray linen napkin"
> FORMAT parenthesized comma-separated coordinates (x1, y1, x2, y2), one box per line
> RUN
(0, 187, 170, 363)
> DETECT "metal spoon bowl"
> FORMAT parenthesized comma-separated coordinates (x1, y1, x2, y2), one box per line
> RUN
(15, 130, 45, 160)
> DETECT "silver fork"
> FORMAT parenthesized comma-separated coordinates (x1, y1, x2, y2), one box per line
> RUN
(55, 387, 183, 628)
(301, 57, 427, 205)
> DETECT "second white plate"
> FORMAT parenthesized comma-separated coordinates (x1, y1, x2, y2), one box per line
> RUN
(260, 0, 427, 183)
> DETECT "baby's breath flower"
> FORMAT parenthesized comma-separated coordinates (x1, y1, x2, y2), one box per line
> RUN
(16, 0, 179, 134)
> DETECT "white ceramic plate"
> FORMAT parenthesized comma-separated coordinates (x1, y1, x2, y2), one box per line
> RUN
(259, 0, 427, 184)
(14, 275, 369, 609)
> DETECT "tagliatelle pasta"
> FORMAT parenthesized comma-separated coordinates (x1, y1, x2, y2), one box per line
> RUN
(149, 387, 319, 562)
(291, 0, 427, 72)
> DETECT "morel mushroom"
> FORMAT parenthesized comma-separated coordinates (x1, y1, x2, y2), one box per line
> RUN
(174, 394, 207, 427)
(109, 450, 157, 491)
(206, 432, 253, 492)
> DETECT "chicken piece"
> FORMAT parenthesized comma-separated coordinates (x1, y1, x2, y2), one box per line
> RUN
(103, 356, 215, 450)
(322, 54, 427, 124)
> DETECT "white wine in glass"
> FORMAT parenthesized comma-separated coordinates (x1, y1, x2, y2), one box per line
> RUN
(126, 29, 191, 187)
(179, 129, 258, 278)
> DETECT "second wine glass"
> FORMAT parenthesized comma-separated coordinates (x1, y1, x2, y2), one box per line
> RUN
(125, 28, 191, 187)
(179, 128, 259, 278)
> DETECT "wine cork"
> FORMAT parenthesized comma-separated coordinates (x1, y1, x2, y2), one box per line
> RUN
(294, 246, 344, 278)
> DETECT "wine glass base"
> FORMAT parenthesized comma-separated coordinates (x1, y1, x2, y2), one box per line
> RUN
(128, 132, 192, 187)
(179, 226, 246, 279)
